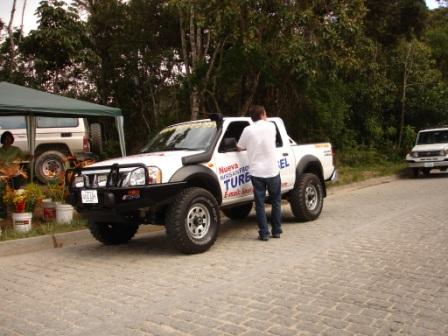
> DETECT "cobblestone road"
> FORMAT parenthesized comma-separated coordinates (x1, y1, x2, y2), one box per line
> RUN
(0, 176, 447, 336)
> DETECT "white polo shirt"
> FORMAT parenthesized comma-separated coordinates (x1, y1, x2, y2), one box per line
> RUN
(237, 120, 279, 178)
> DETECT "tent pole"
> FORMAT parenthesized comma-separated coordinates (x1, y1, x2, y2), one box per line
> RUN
(115, 116, 126, 157)
(25, 115, 36, 182)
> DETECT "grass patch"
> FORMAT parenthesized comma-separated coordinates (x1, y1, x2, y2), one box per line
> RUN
(0, 218, 87, 242)
(330, 161, 406, 187)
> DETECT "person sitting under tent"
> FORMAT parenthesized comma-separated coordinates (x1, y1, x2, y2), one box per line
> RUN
(0, 131, 31, 219)
(0, 131, 32, 187)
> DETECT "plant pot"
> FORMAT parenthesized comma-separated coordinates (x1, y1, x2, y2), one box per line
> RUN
(56, 203, 74, 224)
(42, 199, 56, 221)
(12, 212, 33, 233)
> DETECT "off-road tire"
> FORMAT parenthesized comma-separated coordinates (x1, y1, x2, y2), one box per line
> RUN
(88, 220, 139, 245)
(90, 123, 103, 154)
(35, 150, 66, 184)
(165, 187, 220, 254)
(289, 173, 324, 222)
(412, 168, 420, 178)
(222, 203, 253, 220)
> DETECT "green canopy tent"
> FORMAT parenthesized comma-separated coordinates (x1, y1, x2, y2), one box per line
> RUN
(0, 81, 126, 179)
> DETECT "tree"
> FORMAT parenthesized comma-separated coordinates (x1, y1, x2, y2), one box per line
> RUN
(20, 0, 91, 94)
(364, 0, 427, 46)
(172, 0, 232, 120)
(391, 38, 447, 148)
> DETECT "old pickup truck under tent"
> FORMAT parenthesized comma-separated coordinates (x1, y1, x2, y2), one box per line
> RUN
(0, 82, 126, 179)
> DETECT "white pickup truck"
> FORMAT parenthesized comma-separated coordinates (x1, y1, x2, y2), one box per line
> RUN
(68, 114, 336, 254)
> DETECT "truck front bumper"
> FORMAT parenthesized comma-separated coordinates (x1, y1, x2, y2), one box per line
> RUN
(406, 160, 448, 169)
(68, 181, 187, 213)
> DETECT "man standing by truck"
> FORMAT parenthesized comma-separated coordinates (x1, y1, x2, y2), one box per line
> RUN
(237, 105, 282, 241)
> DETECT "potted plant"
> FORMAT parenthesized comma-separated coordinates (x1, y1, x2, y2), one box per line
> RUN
(45, 174, 74, 224)
(3, 183, 44, 232)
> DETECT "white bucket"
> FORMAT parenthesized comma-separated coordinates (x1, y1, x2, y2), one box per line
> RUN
(42, 199, 56, 221)
(56, 203, 74, 224)
(13, 212, 33, 233)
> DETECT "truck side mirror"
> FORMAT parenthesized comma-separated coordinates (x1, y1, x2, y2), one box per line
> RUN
(222, 138, 237, 152)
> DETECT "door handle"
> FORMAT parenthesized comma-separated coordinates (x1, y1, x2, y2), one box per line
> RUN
(282, 153, 289, 157)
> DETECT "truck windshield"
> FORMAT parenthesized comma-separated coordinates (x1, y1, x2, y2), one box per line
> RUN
(417, 130, 448, 145)
(141, 121, 217, 152)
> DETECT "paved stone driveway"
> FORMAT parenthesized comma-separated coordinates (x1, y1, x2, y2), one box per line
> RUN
(0, 176, 447, 336)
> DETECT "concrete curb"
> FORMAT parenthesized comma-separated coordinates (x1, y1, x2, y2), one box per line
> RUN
(0, 175, 401, 258)
(327, 175, 399, 195)
(0, 225, 162, 258)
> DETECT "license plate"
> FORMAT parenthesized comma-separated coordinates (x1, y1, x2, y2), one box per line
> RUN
(81, 190, 98, 203)
(424, 162, 434, 168)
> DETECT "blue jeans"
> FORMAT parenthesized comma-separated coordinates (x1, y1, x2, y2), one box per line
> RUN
(251, 174, 282, 237)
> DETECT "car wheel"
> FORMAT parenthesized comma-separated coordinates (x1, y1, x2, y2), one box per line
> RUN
(289, 173, 324, 222)
(90, 123, 103, 155)
(35, 150, 66, 184)
(165, 187, 220, 254)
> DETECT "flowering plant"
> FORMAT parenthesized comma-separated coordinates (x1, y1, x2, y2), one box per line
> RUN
(45, 174, 67, 203)
(3, 183, 44, 213)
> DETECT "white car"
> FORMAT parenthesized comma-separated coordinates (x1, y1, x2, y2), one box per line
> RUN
(405, 127, 448, 177)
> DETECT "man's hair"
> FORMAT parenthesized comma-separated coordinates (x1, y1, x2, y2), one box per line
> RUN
(249, 105, 266, 122)
(0, 131, 13, 145)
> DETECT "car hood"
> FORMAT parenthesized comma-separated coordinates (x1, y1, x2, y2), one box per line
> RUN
(86, 150, 204, 183)
(412, 144, 448, 152)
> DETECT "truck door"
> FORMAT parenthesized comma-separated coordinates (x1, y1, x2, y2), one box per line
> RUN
(214, 120, 253, 205)
(271, 120, 295, 192)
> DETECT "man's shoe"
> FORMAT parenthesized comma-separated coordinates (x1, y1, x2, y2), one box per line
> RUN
(258, 235, 269, 241)
(272, 233, 281, 238)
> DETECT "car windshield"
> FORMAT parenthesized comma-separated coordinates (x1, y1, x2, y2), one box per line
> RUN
(417, 130, 448, 145)
(141, 121, 217, 152)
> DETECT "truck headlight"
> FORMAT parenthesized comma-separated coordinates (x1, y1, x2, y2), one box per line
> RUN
(73, 176, 84, 188)
(411, 152, 419, 158)
(147, 166, 161, 184)
(127, 167, 147, 186)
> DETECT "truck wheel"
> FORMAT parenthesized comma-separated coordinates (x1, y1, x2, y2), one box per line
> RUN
(35, 150, 66, 184)
(165, 187, 220, 254)
(412, 168, 420, 178)
(289, 173, 324, 222)
(88, 220, 139, 245)
(90, 123, 103, 154)
(222, 203, 253, 220)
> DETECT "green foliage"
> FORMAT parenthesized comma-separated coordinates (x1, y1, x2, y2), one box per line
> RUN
(0, 0, 447, 161)
(23, 183, 44, 212)
(19, 0, 92, 93)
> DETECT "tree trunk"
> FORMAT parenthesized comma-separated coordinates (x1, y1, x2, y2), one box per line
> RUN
(398, 42, 413, 149)
(19, 0, 27, 43)
(190, 86, 200, 120)
(7, 0, 17, 77)
(239, 72, 260, 116)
